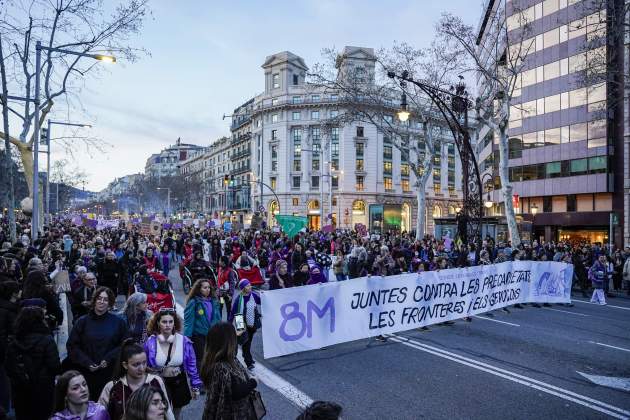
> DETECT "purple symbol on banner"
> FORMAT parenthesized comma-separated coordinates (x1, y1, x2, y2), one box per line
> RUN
(173, 223, 182, 229)
(207, 220, 215, 228)
(163, 223, 171, 230)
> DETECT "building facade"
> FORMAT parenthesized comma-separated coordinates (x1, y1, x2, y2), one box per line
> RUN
(477, 0, 628, 247)
(145, 138, 204, 179)
(179, 148, 209, 213)
(232, 47, 465, 233)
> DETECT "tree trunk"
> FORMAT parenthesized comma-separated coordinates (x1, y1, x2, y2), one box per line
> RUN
(17, 142, 34, 195)
(0, 34, 16, 242)
(497, 123, 521, 246)
(415, 126, 435, 241)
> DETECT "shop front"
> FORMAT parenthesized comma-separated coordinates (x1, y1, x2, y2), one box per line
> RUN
(368, 203, 412, 235)
(531, 211, 613, 246)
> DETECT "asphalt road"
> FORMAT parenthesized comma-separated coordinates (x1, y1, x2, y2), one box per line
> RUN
(170, 270, 630, 420)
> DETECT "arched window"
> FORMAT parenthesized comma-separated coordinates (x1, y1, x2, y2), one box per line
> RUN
(308, 200, 320, 211)
(269, 200, 279, 215)
(352, 200, 366, 214)
(448, 205, 455, 215)
(433, 205, 442, 218)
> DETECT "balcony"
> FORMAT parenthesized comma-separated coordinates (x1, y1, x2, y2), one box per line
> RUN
(230, 165, 251, 176)
(231, 116, 252, 131)
(231, 132, 252, 145)
(232, 148, 251, 159)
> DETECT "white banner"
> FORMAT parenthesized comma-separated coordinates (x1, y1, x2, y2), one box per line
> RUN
(261, 261, 573, 359)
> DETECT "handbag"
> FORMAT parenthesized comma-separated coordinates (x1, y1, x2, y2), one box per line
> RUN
(249, 389, 267, 419)
(162, 341, 192, 408)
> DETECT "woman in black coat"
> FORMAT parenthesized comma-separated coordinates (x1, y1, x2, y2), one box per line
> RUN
(6, 306, 61, 420)
(67, 286, 128, 399)
(0, 281, 19, 412)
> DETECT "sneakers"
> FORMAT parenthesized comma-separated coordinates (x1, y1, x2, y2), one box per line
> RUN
(375, 335, 388, 342)
(485, 313, 495, 318)
(502, 307, 511, 314)
(514, 304, 524, 309)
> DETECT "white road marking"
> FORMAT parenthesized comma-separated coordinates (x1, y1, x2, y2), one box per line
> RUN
(573, 300, 630, 311)
(386, 334, 630, 419)
(472, 315, 520, 327)
(577, 372, 630, 392)
(545, 308, 589, 317)
(588, 341, 630, 353)
(237, 353, 314, 410)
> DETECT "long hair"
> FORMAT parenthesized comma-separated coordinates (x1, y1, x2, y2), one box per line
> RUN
(186, 278, 213, 305)
(53, 370, 85, 413)
(13, 306, 47, 338)
(112, 338, 146, 380)
(122, 383, 169, 420)
(21, 270, 49, 299)
(123, 292, 147, 328)
(147, 310, 182, 336)
(200, 322, 237, 386)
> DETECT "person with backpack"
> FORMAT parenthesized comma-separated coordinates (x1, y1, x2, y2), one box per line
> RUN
(6, 306, 61, 420)
(99, 339, 173, 420)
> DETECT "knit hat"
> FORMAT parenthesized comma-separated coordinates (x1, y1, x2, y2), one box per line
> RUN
(238, 279, 251, 290)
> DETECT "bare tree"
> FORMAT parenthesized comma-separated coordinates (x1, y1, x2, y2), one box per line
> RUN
(0, 0, 150, 200)
(309, 42, 463, 240)
(436, 5, 536, 247)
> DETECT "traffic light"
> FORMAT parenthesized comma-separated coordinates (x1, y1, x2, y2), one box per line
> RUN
(41, 127, 49, 146)
(223, 175, 229, 186)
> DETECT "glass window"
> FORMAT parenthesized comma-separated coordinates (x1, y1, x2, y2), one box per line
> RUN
(293, 74, 299, 86)
(569, 88, 587, 107)
(588, 156, 607, 173)
(544, 61, 560, 80)
(330, 110, 339, 118)
(523, 132, 537, 148)
(509, 136, 523, 158)
(311, 176, 319, 188)
(559, 24, 569, 43)
(311, 95, 320, 102)
(560, 92, 570, 110)
(292, 176, 300, 188)
(401, 164, 410, 176)
(383, 161, 392, 174)
(292, 198, 299, 206)
(546, 161, 562, 178)
(545, 94, 561, 113)
(509, 167, 522, 182)
(356, 176, 364, 191)
(383, 146, 392, 159)
(356, 142, 364, 157)
(272, 74, 280, 89)
(292, 111, 301, 120)
(522, 164, 540, 181)
(536, 98, 545, 115)
(588, 120, 606, 139)
(567, 194, 577, 212)
(588, 83, 606, 103)
(384, 177, 393, 190)
(271, 114, 279, 123)
(292, 128, 302, 141)
(311, 110, 319, 120)
(561, 126, 570, 143)
(270, 177, 277, 190)
(568, 17, 586, 39)
(545, 128, 561, 145)
(560, 58, 569, 76)
(402, 179, 410, 192)
(356, 159, 364, 171)
(588, 137, 607, 148)
(570, 158, 588, 175)
(543, 0, 559, 16)
(570, 123, 587, 142)
(543, 196, 552, 212)
(543, 28, 560, 48)
(568, 53, 586, 73)
(521, 69, 536, 87)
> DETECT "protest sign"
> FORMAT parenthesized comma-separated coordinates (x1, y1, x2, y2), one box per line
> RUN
(261, 261, 573, 359)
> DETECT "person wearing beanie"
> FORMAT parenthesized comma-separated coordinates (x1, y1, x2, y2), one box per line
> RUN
(228, 279, 261, 370)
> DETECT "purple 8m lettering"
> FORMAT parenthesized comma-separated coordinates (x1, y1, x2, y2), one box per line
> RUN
(279, 298, 335, 342)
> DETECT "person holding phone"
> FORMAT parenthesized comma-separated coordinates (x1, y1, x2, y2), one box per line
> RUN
(228, 279, 261, 370)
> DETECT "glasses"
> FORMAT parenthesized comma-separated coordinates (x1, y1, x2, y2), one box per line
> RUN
(95, 297, 109, 303)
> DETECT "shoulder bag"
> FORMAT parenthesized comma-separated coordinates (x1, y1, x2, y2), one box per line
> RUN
(250, 389, 267, 419)
(161, 341, 192, 408)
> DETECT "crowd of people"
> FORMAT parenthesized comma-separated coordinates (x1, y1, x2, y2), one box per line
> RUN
(0, 212, 629, 420)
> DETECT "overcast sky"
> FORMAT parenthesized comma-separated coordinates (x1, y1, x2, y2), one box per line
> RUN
(46, 0, 484, 191)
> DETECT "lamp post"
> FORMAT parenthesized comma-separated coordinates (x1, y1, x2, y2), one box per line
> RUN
(31, 40, 115, 242)
(44, 120, 91, 226)
(156, 187, 171, 216)
(388, 70, 482, 254)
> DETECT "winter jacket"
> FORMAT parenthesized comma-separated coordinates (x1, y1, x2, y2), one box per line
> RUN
(6, 328, 61, 384)
(144, 334, 203, 389)
(50, 401, 110, 420)
(184, 296, 221, 337)
(0, 297, 18, 362)
(588, 261, 607, 288)
(67, 311, 129, 368)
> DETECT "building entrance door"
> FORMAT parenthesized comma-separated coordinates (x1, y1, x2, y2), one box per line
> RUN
(308, 215, 320, 230)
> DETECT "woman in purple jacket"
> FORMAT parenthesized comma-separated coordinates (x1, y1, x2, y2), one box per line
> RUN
(143, 309, 202, 419)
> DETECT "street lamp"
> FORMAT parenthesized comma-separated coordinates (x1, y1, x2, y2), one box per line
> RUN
(455, 206, 462, 213)
(531, 203, 538, 215)
(396, 92, 410, 122)
(44, 120, 91, 226)
(31, 40, 115, 242)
